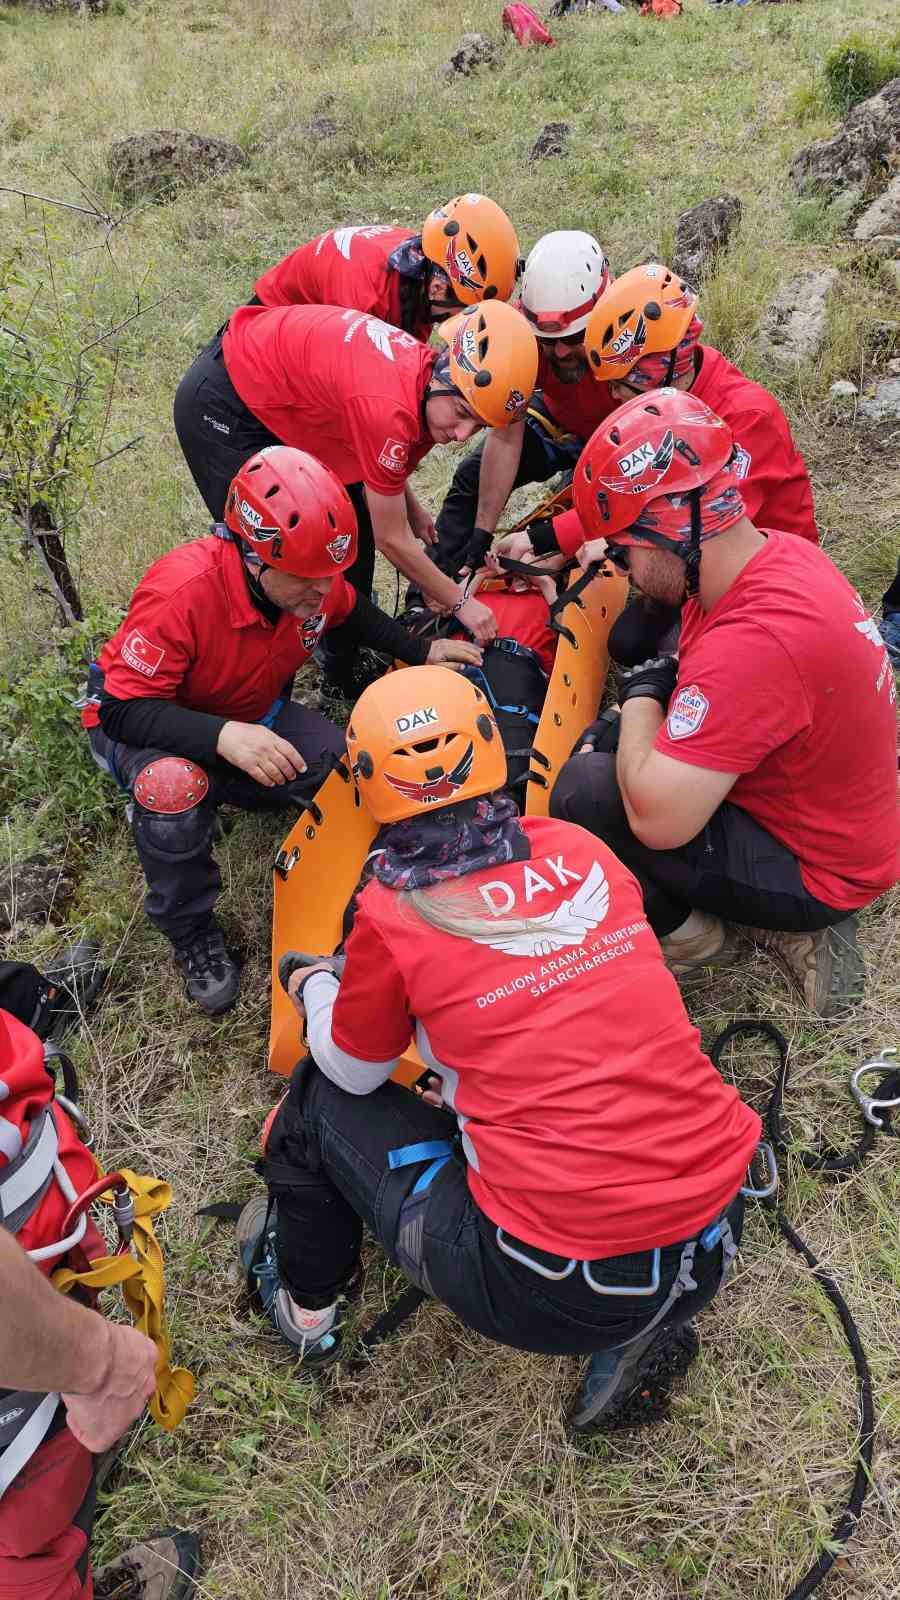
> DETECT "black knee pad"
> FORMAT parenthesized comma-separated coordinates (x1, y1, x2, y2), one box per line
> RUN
(550, 752, 623, 833)
(132, 796, 217, 865)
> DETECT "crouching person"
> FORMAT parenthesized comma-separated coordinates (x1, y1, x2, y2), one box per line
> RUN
(240, 666, 762, 1434)
(82, 447, 479, 1016)
(550, 390, 899, 1018)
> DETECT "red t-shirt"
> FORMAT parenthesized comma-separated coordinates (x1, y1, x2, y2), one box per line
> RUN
(480, 588, 556, 676)
(223, 304, 437, 496)
(254, 225, 431, 341)
(655, 531, 899, 909)
(552, 344, 819, 555)
(331, 816, 761, 1257)
(535, 345, 618, 440)
(89, 536, 354, 722)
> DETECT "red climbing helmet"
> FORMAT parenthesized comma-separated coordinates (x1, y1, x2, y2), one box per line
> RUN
(224, 446, 358, 579)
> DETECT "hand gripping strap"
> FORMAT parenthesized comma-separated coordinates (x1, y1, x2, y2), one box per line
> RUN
(52, 1169, 195, 1432)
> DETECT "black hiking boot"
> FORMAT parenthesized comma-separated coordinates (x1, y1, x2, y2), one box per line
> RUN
(39, 940, 107, 1043)
(569, 1322, 700, 1436)
(93, 1528, 201, 1600)
(173, 922, 240, 1015)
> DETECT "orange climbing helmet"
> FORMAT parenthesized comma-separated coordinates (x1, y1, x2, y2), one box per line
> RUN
(438, 302, 538, 427)
(346, 666, 507, 824)
(584, 264, 699, 382)
(421, 194, 521, 306)
(224, 446, 358, 578)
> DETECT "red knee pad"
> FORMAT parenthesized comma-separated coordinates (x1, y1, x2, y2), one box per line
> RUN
(133, 758, 209, 815)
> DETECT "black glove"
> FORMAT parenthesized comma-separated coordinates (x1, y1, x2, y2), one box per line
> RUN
(527, 517, 561, 557)
(571, 708, 621, 757)
(460, 527, 493, 573)
(278, 950, 346, 999)
(616, 655, 678, 710)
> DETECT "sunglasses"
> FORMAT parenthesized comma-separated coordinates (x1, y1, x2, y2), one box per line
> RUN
(603, 545, 630, 573)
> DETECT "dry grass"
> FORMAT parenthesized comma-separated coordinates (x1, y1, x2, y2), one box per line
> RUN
(1, 0, 899, 1595)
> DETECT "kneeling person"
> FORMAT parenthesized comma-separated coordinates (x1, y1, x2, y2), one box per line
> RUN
(551, 391, 898, 1017)
(242, 666, 762, 1434)
(83, 448, 479, 1015)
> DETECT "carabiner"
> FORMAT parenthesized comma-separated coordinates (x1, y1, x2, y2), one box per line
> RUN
(55, 1093, 94, 1150)
(850, 1048, 900, 1128)
(741, 1141, 779, 1199)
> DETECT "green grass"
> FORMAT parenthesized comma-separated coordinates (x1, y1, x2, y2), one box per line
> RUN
(1, 0, 899, 1595)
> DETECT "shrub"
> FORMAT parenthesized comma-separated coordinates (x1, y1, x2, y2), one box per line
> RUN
(823, 34, 900, 116)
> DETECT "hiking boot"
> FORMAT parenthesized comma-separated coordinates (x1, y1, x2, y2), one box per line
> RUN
(746, 916, 865, 1019)
(235, 1194, 343, 1368)
(41, 940, 107, 1043)
(569, 1322, 700, 1436)
(659, 911, 740, 977)
(173, 922, 240, 1015)
(93, 1528, 201, 1600)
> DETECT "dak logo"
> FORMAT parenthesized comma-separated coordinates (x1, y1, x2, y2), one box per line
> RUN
(326, 534, 352, 564)
(385, 742, 473, 806)
(618, 441, 656, 480)
(667, 684, 710, 741)
(378, 438, 409, 475)
(454, 321, 480, 375)
(236, 498, 278, 542)
(446, 240, 480, 290)
(611, 314, 646, 359)
(122, 630, 164, 678)
(395, 706, 438, 735)
(300, 613, 327, 653)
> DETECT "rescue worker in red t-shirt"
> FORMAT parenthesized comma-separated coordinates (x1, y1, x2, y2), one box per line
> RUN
(82, 448, 480, 1016)
(0, 973, 200, 1600)
(174, 300, 539, 695)
(550, 390, 898, 1017)
(237, 666, 762, 1435)
(249, 193, 521, 340)
(494, 264, 819, 662)
(431, 230, 616, 579)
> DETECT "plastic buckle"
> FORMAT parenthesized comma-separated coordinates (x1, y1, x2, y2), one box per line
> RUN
(274, 846, 300, 881)
(740, 1141, 779, 1199)
(850, 1048, 900, 1128)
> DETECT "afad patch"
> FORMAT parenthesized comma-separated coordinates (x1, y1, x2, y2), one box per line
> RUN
(666, 683, 710, 741)
(121, 630, 164, 678)
(299, 612, 327, 653)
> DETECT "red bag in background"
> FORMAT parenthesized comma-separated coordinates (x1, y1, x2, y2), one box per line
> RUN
(502, 4, 556, 45)
(640, 0, 683, 14)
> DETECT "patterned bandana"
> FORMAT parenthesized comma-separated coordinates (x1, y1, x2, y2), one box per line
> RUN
(630, 453, 746, 543)
(366, 795, 530, 891)
(625, 314, 704, 391)
(388, 235, 427, 280)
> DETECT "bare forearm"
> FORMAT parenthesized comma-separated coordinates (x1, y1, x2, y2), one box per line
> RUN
(474, 423, 525, 533)
(616, 699, 666, 831)
(0, 1227, 112, 1394)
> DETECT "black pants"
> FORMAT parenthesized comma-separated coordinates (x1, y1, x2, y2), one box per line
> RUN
(263, 1058, 743, 1357)
(433, 404, 582, 579)
(551, 751, 850, 938)
(88, 701, 345, 945)
(173, 332, 376, 667)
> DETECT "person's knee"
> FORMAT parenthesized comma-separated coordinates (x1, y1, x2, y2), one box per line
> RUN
(130, 757, 216, 863)
(550, 753, 624, 835)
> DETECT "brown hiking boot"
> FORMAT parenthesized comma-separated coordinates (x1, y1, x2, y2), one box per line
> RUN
(746, 916, 865, 1019)
(659, 911, 740, 977)
(93, 1529, 200, 1600)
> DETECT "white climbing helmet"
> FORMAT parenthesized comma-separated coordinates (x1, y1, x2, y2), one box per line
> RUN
(520, 230, 610, 339)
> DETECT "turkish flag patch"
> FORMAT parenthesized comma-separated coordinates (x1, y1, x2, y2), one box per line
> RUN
(121, 630, 165, 678)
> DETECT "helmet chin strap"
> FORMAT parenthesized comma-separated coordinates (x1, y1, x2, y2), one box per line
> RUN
(683, 487, 703, 599)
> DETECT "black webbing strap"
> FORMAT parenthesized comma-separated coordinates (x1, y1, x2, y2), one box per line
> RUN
(495, 556, 604, 647)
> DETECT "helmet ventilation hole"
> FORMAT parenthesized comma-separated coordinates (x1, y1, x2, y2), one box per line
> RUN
(264, 483, 279, 498)
(288, 512, 299, 528)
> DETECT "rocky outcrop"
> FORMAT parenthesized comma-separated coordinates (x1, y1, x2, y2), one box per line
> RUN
(671, 195, 742, 286)
(440, 34, 499, 79)
(108, 130, 246, 203)
(757, 268, 840, 367)
(789, 77, 900, 201)
(528, 122, 570, 162)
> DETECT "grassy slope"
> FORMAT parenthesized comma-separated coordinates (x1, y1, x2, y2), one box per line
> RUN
(1, 0, 899, 1595)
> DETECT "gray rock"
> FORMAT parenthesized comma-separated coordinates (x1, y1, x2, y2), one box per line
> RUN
(858, 376, 900, 424)
(757, 268, 840, 367)
(671, 195, 742, 287)
(529, 122, 571, 162)
(303, 116, 339, 142)
(0, 854, 74, 930)
(789, 77, 900, 201)
(887, 355, 900, 376)
(828, 379, 858, 399)
(440, 33, 499, 79)
(108, 129, 246, 203)
(853, 175, 900, 252)
(25, 0, 107, 9)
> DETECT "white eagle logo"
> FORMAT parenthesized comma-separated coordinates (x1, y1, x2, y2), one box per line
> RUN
(332, 224, 392, 260)
(855, 617, 885, 650)
(365, 317, 398, 361)
(468, 862, 611, 958)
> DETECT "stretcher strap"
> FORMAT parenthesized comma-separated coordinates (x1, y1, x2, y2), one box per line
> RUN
(52, 1168, 195, 1432)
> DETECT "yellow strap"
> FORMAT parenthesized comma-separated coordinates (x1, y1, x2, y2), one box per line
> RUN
(52, 1168, 195, 1432)
(525, 406, 577, 448)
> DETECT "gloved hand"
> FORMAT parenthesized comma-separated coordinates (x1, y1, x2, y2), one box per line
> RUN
(572, 707, 621, 757)
(459, 527, 494, 574)
(616, 655, 679, 710)
(278, 951, 346, 998)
